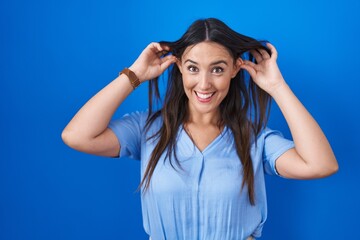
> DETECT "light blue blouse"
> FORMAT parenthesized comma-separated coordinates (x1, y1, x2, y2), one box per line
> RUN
(109, 111, 294, 240)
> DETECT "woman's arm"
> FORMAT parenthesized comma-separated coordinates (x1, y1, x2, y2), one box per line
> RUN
(241, 43, 338, 179)
(270, 83, 338, 179)
(61, 74, 133, 157)
(61, 43, 176, 157)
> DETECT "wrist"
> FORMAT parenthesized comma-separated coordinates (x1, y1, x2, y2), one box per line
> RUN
(128, 65, 144, 83)
(119, 68, 140, 89)
(269, 81, 290, 99)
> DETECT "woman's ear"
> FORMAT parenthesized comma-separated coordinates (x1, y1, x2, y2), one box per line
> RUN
(232, 58, 243, 78)
(176, 58, 183, 74)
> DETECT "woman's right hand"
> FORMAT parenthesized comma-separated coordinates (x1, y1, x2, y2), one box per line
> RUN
(62, 43, 176, 157)
(129, 42, 177, 82)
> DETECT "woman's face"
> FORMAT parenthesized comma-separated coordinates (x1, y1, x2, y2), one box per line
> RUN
(177, 41, 242, 117)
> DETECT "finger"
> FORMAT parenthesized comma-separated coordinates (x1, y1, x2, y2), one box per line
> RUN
(149, 42, 165, 55)
(154, 42, 163, 52)
(250, 49, 263, 63)
(148, 42, 159, 50)
(240, 62, 257, 78)
(161, 55, 176, 64)
(266, 43, 278, 60)
(258, 48, 270, 59)
(156, 43, 171, 54)
(242, 60, 256, 68)
(151, 43, 170, 57)
(157, 50, 169, 57)
(159, 44, 171, 51)
(160, 56, 177, 72)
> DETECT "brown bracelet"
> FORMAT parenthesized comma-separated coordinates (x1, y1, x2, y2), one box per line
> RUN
(119, 68, 140, 89)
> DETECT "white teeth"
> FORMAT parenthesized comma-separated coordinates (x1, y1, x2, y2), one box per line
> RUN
(196, 92, 213, 99)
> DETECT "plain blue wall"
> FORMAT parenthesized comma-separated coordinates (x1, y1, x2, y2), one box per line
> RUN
(1, 0, 359, 239)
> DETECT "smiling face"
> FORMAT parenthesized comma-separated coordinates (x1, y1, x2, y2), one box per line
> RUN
(177, 41, 242, 120)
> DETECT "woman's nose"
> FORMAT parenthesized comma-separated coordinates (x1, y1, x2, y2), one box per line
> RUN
(198, 72, 212, 90)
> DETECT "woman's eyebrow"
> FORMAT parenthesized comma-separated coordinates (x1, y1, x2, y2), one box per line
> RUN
(184, 59, 228, 65)
(184, 59, 198, 65)
(210, 60, 228, 66)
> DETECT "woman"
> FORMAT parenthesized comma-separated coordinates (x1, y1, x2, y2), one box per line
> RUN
(62, 18, 338, 240)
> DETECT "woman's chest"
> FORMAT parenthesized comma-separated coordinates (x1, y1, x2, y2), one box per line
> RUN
(145, 141, 245, 198)
(140, 127, 263, 198)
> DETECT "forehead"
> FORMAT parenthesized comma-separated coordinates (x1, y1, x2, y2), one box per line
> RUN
(182, 41, 233, 63)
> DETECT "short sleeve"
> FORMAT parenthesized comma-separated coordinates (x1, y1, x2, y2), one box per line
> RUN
(108, 111, 147, 160)
(262, 128, 295, 176)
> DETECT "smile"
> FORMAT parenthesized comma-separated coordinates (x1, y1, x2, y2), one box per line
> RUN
(195, 91, 216, 102)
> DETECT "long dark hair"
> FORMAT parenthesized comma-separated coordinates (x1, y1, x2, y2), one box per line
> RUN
(141, 18, 272, 205)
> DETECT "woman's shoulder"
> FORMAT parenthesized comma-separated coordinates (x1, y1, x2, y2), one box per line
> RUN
(109, 110, 163, 140)
(121, 110, 149, 122)
(252, 126, 291, 146)
(256, 126, 294, 149)
(259, 127, 283, 138)
(120, 109, 163, 129)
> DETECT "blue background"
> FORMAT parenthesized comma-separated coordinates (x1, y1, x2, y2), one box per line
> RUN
(1, 0, 359, 239)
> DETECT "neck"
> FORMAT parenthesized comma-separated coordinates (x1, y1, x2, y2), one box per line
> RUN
(186, 108, 221, 126)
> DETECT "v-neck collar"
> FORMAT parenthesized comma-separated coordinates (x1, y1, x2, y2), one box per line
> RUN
(179, 125, 229, 155)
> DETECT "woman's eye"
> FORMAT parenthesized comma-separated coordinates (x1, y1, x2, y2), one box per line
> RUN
(187, 65, 198, 72)
(212, 67, 224, 74)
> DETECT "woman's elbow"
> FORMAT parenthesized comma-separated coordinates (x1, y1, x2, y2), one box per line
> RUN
(61, 128, 85, 151)
(327, 160, 339, 176)
(62, 129, 73, 147)
(315, 159, 339, 178)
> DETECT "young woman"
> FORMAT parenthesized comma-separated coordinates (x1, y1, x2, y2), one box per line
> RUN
(62, 18, 338, 240)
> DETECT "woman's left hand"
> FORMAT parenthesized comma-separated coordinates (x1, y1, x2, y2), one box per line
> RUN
(240, 43, 286, 96)
(242, 43, 338, 179)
